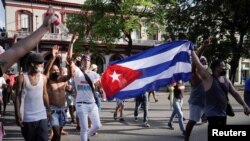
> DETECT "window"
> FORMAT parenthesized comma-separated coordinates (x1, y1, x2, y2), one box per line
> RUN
(17, 10, 33, 32)
(147, 25, 158, 40)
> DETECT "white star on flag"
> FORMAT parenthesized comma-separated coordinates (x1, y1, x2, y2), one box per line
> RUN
(110, 71, 121, 82)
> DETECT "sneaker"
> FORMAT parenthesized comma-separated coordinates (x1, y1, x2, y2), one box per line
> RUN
(168, 122, 174, 129)
(182, 130, 186, 136)
(119, 118, 125, 122)
(143, 122, 150, 127)
(134, 117, 138, 122)
(76, 125, 80, 131)
(155, 99, 158, 102)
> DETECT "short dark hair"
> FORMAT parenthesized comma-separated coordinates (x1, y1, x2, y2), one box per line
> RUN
(210, 59, 223, 72)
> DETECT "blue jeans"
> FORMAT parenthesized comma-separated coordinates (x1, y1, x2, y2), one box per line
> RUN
(21, 119, 48, 141)
(134, 94, 148, 123)
(169, 98, 185, 132)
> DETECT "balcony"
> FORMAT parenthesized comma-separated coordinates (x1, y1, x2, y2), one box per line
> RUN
(1, 30, 161, 46)
(0, 30, 73, 42)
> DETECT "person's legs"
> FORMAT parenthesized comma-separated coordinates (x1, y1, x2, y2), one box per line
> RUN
(0, 96, 2, 115)
(185, 104, 204, 141)
(142, 95, 148, 123)
(50, 111, 61, 141)
(21, 122, 36, 141)
(2, 89, 8, 114)
(134, 98, 141, 121)
(36, 119, 49, 141)
(88, 104, 101, 138)
(119, 102, 125, 121)
(76, 104, 89, 141)
(69, 105, 75, 123)
(173, 100, 185, 133)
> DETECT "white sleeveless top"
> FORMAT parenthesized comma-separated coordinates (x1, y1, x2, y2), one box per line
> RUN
(21, 73, 47, 122)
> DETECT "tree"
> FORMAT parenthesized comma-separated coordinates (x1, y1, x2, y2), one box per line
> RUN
(165, 0, 250, 84)
(67, 0, 177, 56)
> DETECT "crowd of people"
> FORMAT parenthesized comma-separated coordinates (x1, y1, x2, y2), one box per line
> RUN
(0, 5, 250, 141)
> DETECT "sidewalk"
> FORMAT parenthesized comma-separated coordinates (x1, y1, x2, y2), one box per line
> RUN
(2, 91, 250, 141)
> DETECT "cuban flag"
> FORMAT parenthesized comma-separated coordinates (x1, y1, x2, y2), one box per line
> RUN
(101, 40, 193, 100)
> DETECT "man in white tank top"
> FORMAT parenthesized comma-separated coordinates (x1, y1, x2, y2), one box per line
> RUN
(15, 52, 50, 141)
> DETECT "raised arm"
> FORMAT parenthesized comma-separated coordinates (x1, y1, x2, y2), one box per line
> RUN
(227, 78, 250, 115)
(191, 50, 212, 91)
(190, 39, 210, 85)
(0, 6, 54, 76)
(67, 32, 79, 61)
(44, 45, 59, 77)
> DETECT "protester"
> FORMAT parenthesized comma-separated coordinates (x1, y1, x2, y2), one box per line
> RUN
(0, 6, 54, 77)
(72, 54, 101, 141)
(15, 52, 50, 141)
(184, 41, 209, 141)
(167, 80, 186, 136)
(113, 98, 125, 121)
(134, 93, 150, 127)
(0, 76, 6, 117)
(148, 91, 158, 102)
(191, 49, 250, 129)
(90, 64, 104, 110)
(44, 45, 73, 141)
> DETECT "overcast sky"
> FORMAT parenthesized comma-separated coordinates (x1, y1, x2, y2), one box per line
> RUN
(0, 1, 5, 28)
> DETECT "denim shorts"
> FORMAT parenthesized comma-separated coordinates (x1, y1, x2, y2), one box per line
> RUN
(50, 106, 67, 127)
(189, 104, 204, 122)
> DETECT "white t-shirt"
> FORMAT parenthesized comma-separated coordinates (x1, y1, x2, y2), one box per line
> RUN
(73, 67, 100, 103)
(0, 77, 6, 96)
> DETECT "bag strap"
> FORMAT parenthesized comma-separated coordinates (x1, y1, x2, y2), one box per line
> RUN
(83, 71, 95, 95)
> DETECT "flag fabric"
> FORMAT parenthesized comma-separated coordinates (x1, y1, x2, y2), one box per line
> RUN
(101, 40, 193, 100)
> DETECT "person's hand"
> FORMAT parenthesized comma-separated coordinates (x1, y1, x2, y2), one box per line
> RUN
(243, 105, 250, 116)
(71, 32, 79, 44)
(46, 109, 52, 121)
(42, 5, 54, 30)
(52, 45, 59, 58)
(15, 114, 24, 127)
(201, 38, 211, 48)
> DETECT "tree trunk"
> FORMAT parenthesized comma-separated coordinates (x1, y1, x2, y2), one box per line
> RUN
(229, 33, 244, 85)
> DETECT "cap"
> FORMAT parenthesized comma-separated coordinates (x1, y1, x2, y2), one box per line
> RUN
(26, 53, 46, 63)
(81, 54, 91, 61)
(200, 56, 207, 62)
(90, 64, 98, 71)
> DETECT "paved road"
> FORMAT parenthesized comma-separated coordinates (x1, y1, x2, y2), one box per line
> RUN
(2, 90, 250, 141)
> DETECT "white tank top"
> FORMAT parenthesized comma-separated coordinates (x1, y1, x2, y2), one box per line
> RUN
(21, 73, 47, 122)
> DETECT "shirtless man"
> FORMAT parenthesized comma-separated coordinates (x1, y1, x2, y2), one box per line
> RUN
(44, 47, 72, 141)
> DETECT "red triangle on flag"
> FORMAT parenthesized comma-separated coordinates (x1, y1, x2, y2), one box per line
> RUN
(101, 64, 143, 99)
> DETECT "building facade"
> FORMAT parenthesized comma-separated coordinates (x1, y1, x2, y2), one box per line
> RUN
(0, 0, 162, 74)
(0, 0, 248, 84)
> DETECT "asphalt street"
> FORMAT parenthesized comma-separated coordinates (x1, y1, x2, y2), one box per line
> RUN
(1, 89, 250, 141)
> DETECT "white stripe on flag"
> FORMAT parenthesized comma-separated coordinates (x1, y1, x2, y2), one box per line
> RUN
(121, 62, 191, 91)
(118, 42, 191, 69)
